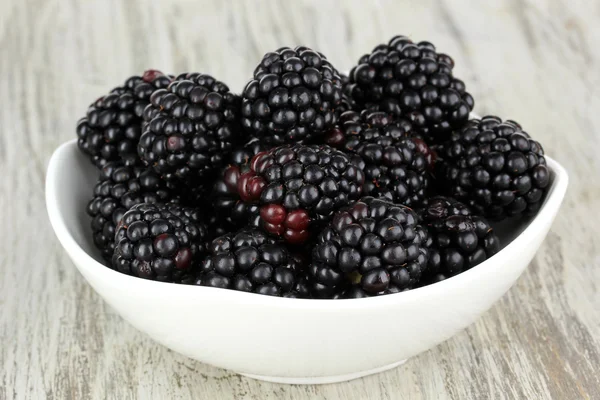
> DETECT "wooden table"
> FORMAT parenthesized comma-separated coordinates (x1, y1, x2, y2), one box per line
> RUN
(1, 0, 598, 398)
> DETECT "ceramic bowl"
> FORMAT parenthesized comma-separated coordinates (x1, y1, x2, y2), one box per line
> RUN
(46, 139, 568, 384)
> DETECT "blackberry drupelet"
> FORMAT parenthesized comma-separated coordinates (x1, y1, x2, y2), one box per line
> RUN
(235, 144, 365, 244)
(436, 116, 550, 219)
(310, 197, 430, 298)
(418, 196, 500, 282)
(337, 72, 357, 114)
(112, 203, 208, 283)
(195, 228, 310, 298)
(86, 162, 175, 262)
(327, 110, 433, 207)
(347, 35, 474, 144)
(241, 46, 344, 144)
(339, 72, 350, 86)
(138, 72, 242, 188)
(209, 137, 270, 235)
(77, 70, 172, 167)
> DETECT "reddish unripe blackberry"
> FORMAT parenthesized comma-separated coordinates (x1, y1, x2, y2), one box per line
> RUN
(310, 197, 431, 298)
(138, 73, 242, 188)
(112, 203, 208, 283)
(195, 228, 310, 298)
(209, 137, 270, 235)
(235, 144, 366, 244)
(347, 36, 474, 144)
(436, 116, 550, 220)
(327, 110, 433, 207)
(86, 162, 175, 262)
(77, 70, 172, 167)
(241, 46, 344, 144)
(418, 196, 500, 280)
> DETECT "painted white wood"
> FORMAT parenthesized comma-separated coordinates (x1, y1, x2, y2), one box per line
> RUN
(1, 0, 598, 398)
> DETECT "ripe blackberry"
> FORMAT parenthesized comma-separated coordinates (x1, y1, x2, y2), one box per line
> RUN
(138, 72, 242, 188)
(419, 196, 500, 280)
(112, 203, 208, 283)
(209, 138, 270, 235)
(86, 163, 175, 262)
(195, 228, 310, 298)
(310, 197, 430, 298)
(236, 144, 365, 244)
(241, 46, 344, 144)
(326, 110, 433, 207)
(77, 70, 172, 167)
(347, 35, 474, 144)
(436, 116, 550, 219)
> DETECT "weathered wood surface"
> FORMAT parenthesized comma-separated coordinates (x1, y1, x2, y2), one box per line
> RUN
(1, 0, 599, 398)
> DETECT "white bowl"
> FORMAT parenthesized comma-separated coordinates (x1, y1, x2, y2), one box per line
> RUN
(46, 139, 568, 384)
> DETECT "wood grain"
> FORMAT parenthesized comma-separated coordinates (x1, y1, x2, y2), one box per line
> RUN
(1, 0, 599, 398)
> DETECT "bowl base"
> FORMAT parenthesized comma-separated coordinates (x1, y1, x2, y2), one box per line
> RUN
(237, 359, 408, 384)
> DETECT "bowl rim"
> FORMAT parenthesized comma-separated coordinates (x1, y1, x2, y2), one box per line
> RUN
(46, 139, 568, 309)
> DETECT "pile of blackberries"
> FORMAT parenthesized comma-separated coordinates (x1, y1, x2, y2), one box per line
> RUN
(78, 37, 550, 299)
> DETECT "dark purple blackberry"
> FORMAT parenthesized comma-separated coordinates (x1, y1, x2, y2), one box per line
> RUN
(138, 72, 242, 188)
(235, 144, 365, 244)
(436, 116, 550, 220)
(195, 228, 310, 298)
(112, 203, 208, 283)
(241, 46, 344, 144)
(87, 163, 175, 262)
(77, 70, 173, 167)
(310, 197, 430, 298)
(326, 110, 433, 207)
(347, 36, 474, 144)
(208, 138, 270, 235)
(418, 196, 500, 281)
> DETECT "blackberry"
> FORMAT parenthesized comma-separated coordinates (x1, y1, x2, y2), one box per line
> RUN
(77, 70, 172, 167)
(86, 163, 175, 262)
(236, 144, 365, 244)
(138, 72, 242, 188)
(436, 116, 550, 219)
(208, 138, 270, 235)
(419, 196, 500, 280)
(347, 35, 474, 144)
(326, 110, 433, 207)
(241, 46, 344, 144)
(310, 197, 430, 298)
(195, 228, 310, 298)
(112, 203, 208, 283)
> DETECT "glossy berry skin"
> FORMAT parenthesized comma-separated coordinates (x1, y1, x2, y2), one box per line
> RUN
(138, 73, 241, 188)
(347, 36, 474, 144)
(241, 46, 344, 144)
(235, 144, 366, 244)
(112, 203, 208, 283)
(337, 73, 357, 114)
(310, 197, 431, 298)
(208, 137, 269, 235)
(328, 110, 432, 207)
(436, 116, 550, 220)
(77, 70, 173, 167)
(86, 163, 175, 262)
(418, 196, 500, 281)
(195, 228, 310, 298)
